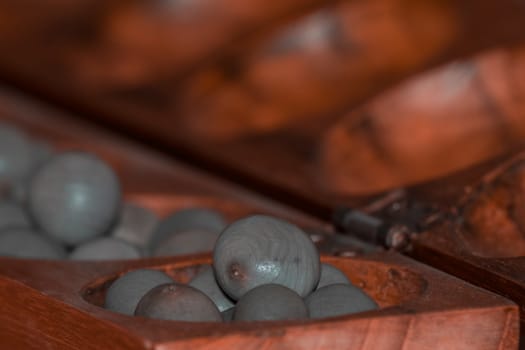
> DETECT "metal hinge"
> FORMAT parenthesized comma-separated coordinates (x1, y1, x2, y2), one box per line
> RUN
(332, 197, 447, 252)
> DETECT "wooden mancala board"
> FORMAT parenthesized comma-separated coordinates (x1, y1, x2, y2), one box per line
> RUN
(0, 84, 518, 348)
(0, 1, 524, 348)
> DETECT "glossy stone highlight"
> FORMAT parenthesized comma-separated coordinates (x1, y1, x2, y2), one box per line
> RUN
(213, 215, 320, 300)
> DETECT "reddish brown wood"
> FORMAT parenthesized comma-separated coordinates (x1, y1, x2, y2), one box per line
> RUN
(170, 0, 525, 141)
(75, 45, 525, 211)
(3, 1, 525, 213)
(0, 0, 339, 87)
(0, 253, 518, 349)
(1, 0, 525, 93)
(393, 152, 525, 348)
(320, 46, 525, 195)
(0, 276, 145, 350)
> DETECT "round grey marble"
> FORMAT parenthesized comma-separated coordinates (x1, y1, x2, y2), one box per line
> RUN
(135, 283, 222, 322)
(213, 215, 320, 300)
(149, 208, 226, 250)
(110, 202, 159, 251)
(305, 283, 378, 319)
(105, 269, 174, 315)
(0, 228, 66, 259)
(8, 141, 55, 205)
(233, 284, 308, 321)
(316, 263, 352, 289)
(153, 229, 219, 257)
(189, 265, 234, 312)
(221, 307, 235, 322)
(29, 152, 121, 245)
(0, 201, 32, 231)
(0, 124, 35, 185)
(31, 141, 54, 168)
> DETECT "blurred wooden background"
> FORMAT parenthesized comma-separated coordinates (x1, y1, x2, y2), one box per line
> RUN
(1, 0, 525, 216)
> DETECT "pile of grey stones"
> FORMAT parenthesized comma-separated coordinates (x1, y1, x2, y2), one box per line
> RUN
(0, 123, 229, 260)
(105, 215, 378, 322)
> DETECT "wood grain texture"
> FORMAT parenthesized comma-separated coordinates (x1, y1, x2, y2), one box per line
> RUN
(0, 253, 518, 349)
(0, 0, 338, 87)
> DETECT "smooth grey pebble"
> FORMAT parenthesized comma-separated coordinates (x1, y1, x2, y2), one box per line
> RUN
(0, 201, 32, 231)
(110, 202, 159, 251)
(0, 124, 35, 185)
(153, 229, 219, 257)
(7, 140, 54, 204)
(305, 283, 378, 319)
(29, 152, 121, 245)
(317, 263, 352, 289)
(70, 237, 141, 261)
(149, 208, 226, 250)
(213, 215, 320, 300)
(105, 269, 174, 315)
(189, 265, 234, 312)
(233, 284, 308, 321)
(221, 307, 235, 322)
(0, 228, 66, 259)
(135, 283, 222, 322)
